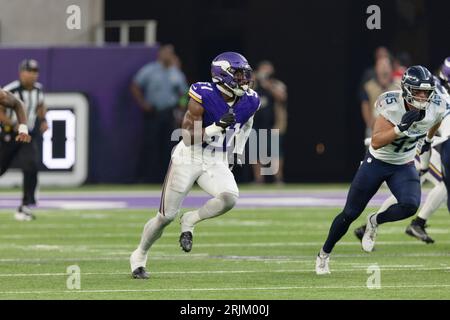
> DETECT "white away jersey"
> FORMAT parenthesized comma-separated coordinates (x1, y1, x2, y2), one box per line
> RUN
(369, 90, 446, 165)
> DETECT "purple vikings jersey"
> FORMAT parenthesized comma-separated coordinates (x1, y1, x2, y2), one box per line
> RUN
(189, 82, 260, 126)
(188, 82, 260, 150)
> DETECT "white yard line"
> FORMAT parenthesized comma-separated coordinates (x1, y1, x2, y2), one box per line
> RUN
(1, 251, 449, 263)
(2, 240, 450, 251)
(0, 265, 448, 278)
(1, 283, 450, 295)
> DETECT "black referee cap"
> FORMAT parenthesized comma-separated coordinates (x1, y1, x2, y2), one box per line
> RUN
(19, 59, 39, 72)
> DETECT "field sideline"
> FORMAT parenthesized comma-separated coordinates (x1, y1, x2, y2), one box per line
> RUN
(0, 184, 449, 300)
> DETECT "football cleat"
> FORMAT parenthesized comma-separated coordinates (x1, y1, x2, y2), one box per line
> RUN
(362, 214, 378, 252)
(14, 205, 35, 221)
(354, 224, 366, 242)
(131, 267, 150, 280)
(179, 231, 193, 252)
(315, 252, 331, 275)
(405, 220, 435, 244)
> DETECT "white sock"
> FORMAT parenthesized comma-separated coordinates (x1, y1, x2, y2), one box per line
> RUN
(138, 212, 171, 254)
(180, 210, 200, 233)
(180, 193, 237, 233)
(369, 213, 378, 226)
(418, 183, 447, 220)
(377, 195, 398, 213)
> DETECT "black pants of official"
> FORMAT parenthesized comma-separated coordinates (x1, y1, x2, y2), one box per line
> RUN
(0, 136, 39, 206)
(137, 107, 177, 183)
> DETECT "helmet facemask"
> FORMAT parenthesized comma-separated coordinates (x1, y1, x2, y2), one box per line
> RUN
(403, 84, 435, 110)
(211, 57, 253, 97)
(226, 68, 253, 96)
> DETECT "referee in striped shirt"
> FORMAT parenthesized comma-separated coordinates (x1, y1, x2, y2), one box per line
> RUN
(0, 59, 48, 221)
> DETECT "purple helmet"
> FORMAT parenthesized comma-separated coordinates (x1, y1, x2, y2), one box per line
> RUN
(211, 52, 253, 96)
(439, 57, 450, 84)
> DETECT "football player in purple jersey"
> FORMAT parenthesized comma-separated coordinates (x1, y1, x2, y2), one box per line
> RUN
(130, 52, 260, 279)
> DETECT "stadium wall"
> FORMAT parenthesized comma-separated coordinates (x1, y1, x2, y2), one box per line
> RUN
(0, 46, 158, 183)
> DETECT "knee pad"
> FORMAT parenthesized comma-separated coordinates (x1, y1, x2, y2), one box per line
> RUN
(218, 192, 238, 212)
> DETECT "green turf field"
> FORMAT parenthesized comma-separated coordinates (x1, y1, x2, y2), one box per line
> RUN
(0, 200, 449, 300)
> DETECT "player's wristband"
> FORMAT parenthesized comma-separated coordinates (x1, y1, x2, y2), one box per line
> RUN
(204, 123, 223, 137)
(425, 136, 433, 144)
(18, 124, 29, 135)
(394, 126, 405, 137)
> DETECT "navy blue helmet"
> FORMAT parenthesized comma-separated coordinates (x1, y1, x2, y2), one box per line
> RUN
(401, 65, 436, 110)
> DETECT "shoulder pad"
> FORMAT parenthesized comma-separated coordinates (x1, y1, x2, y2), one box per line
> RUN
(375, 90, 401, 110)
(245, 89, 260, 111)
(375, 91, 402, 123)
(188, 82, 214, 104)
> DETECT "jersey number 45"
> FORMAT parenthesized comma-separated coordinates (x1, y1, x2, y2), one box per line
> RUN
(391, 135, 425, 153)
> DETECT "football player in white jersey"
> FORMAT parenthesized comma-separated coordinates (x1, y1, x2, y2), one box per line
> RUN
(354, 59, 450, 244)
(316, 66, 446, 275)
(129, 52, 260, 279)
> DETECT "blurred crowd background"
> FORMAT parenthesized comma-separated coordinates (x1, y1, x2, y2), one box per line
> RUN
(0, 0, 449, 186)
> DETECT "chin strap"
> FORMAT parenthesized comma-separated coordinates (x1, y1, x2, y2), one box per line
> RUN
(216, 84, 234, 98)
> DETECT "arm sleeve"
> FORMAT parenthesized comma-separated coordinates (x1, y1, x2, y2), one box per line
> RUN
(233, 115, 254, 155)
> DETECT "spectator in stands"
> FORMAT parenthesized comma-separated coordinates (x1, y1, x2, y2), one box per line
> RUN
(252, 61, 288, 184)
(360, 46, 392, 86)
(131, 44, 188, 182)
(360, 57, 397, 139)
(392, 52, 412, 85)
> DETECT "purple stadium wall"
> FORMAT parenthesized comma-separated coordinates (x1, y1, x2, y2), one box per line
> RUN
(0, 46, 158, 183)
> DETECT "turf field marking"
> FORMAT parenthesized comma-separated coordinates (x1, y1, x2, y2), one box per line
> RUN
(0, 227, 449, 238)
(1, 252, 449, 263)
(0, 265, 448, 278)
(1, 283, 450, 295)
(2, 240, 450, 251)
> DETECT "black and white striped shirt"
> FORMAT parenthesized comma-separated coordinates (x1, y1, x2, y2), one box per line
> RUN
(2, 80, 44, 131)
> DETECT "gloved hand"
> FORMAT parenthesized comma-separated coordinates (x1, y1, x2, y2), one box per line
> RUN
(396, 110, 422, 133)
(419, 138, 432, 155)
(419, 137, 433, 173)
(216, 112, 236, 129)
